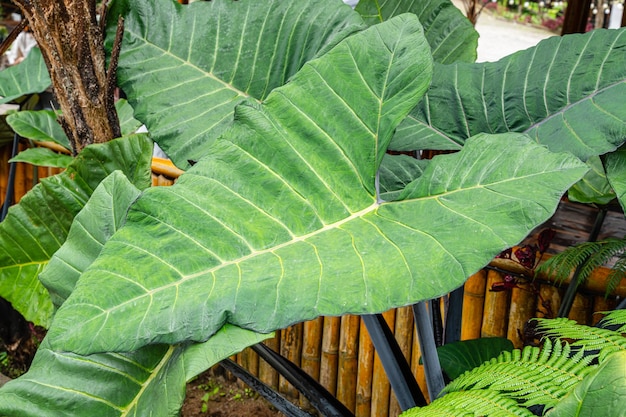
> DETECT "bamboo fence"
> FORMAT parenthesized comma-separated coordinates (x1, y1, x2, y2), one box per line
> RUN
(3, 140, 626, 416)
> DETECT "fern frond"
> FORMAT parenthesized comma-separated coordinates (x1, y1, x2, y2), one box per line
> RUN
(597, 309, 626, 334)
(605, 254, 626, 297)
(400, 389, 535, 417)
(537, 241, 605, 284)
(534, 317, 626, 362)
(443, 339, 595, 408)
(537, 237, 626, 286)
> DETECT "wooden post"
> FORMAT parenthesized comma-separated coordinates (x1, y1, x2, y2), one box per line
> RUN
(591, 296, 616, 325)
(568, 293, 592, 325)
(561, 0, 593, 34)
(461, 270, 487, 340)
(337, 315, 360, 413)
(410, 324, 428, 403)
(537, 284, 561, 319)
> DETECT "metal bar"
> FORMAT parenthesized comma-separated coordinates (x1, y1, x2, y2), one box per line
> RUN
(413, 302, 446, 400)
(1, 133, 20, 221)
(362, 313, 426, 410)
(444, 286, 464, 345)
(251, 343, 354, 417)
(220, 359, 315, 417)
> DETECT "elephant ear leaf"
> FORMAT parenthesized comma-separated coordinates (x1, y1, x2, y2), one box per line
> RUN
(107, 0, 366, 169)
(356, 0, 478, 63)
(391, 27, 626, 157)
(0, 48, 50, 104)
(47, 15, 586, 357)
(0, 171, 269, 417)
(0, 135, 152, 327)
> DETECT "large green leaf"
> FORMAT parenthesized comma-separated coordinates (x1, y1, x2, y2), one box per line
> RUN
(0, 135, 152, 327)
(8, 147, 73, 168)
(6, 110, 71, 150)
(568, 155, 615, 205)
(436, 337, 514, 380)
(356, 0, 478, 63)
(107, 0, 366, 168)
(0, 48, 51, 105)
(0, 172, 267, 417)
(390, 27, 626, 159)
(46, 16, 587, 355)
(546, 351, 626, 417)
(605, 145, 626, 212)
(6, 100, 143, 152)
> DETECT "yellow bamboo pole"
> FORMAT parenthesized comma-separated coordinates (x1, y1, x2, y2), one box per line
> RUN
(337, 315, 360, 413)
(319, 316, 341, 396)
(591, 296, 616, 325)
(370, 309, 395, 417)
(279, 322, 303, 401)
(258, 331, 281, 390)
(536, 284, 561, 319)
(461, 270, 487, 340)
(507, 281, 537, 348)
(389, 306, 414, 416)
(356, 318, 374, 417)
(481, 270, 510, 338)
(300, 317, 323, 412)
(568, 293, 592, 325)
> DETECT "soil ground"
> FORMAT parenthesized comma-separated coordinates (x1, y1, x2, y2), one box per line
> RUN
(181, 367, 285, 417)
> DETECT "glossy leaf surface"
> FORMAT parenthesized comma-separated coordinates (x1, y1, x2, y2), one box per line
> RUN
(7, 110, 71, 150)
(436, 337, 515, 380)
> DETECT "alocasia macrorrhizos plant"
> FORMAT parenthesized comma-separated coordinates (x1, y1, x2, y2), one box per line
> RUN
(0, 0, 624, 415)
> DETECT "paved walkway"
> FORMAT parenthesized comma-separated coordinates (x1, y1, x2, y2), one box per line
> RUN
(452, 2, 555, 62)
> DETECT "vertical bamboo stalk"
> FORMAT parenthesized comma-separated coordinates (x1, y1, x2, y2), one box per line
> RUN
(481, 270, 510, 338)
(461, 270, 487, 340)
(591, 296, 616, 325)
(356, 318, 374, 417)
(14, 160, 27, 203)
(300, 317, 323, 412)
(536, 284, 561, 319)
(279, 322, 303, 401)
(319, 316, 341, 396)
(337, 315, 360, 413)
(370, 309, 395, 417)
(258, 330, 281, 390)
(568, 293, 592, 325)
(389, 306, 414, 417)
(507, 282, 537, 348)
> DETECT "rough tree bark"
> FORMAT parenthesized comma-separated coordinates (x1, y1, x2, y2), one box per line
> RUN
(10, 0, 121, 154)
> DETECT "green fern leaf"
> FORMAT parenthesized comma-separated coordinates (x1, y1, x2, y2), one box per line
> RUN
(400, 389, 535, 417)
(598, 309, 626, 333)
(535, 317, 626, 362)
(444, 339, 596, 408)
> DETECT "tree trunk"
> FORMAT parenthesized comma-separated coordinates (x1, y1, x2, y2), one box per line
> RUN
(10, 0, 121, 154)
